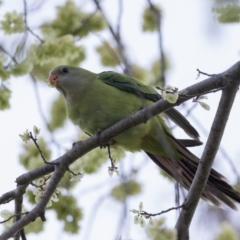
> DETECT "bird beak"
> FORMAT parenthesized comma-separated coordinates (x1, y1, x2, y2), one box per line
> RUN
(48, 74, 59, 87)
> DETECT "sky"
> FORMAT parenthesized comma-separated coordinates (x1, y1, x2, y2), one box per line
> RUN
(1, 0, 240, 239)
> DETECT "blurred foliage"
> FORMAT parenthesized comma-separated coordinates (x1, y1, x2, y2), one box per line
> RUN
(151, 57, 170, 86)
(30, 35, 85, 81)
(11, 58, 33, 76)
(131, 64, 151, 84)
(0, 53, 10, 80)
(53, 195, 83, 233)
(214, 222, 239, 240)
(48, 95, 66, 130)
(233, 182, 240, 192)
(142, 5, 161, 32)
(96, 42, 122, 67)
(0, 0, 239, 238)
(25, 189, 82, 234)
(43, 0, 105, 38)
(213, 4, 240, 23)
(1, 11, 25, 34)
(0, 65, 10, 80)
(0, 86, 11, 110)
(111, 180, 142, 201)
(24, 217, 44, 234)
(71, 134, 125, 174)
(19, 137, 51, 170)
(160, 169, 174, 182)
(147, 217, 177, 240)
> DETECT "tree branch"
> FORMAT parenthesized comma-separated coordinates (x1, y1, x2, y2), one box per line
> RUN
(0, 190, 16, 204)
(1, 61, 240, 239)
(175, 65, 240, 239)
(92, 0, 133, 76)
(14, 184, 28, 240)
(147, 0, 166, 85)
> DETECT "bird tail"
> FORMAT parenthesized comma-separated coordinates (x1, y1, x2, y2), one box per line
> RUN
(145, 133, 240, 210)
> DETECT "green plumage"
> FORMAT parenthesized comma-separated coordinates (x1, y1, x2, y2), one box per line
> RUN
(48, 65, 240, 209)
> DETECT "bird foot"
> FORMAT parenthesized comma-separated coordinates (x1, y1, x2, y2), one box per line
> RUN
(95, 128, 114, 148)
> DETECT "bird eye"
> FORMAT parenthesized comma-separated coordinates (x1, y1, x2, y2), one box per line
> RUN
(62, 67, 69, 73)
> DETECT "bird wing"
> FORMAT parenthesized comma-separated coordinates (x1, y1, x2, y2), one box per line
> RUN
(98, 71, 200, 140)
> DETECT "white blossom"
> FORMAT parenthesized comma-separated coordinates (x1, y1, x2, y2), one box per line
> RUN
(70, 172, 84, 182)
(33, 125, 40, 136)
(139, 217, 146, 228)
(199, 101, 210, 111)
(19, 129, 30, 143)
(139, 201, 143, 211)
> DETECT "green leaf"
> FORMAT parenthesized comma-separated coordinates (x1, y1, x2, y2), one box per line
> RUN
(72, 142, 120, 174)
(44, 0, 106, 38)
(147, 217, 177, 240)
(29, 35, 85, 80)
(131, 64, 151, 84)
(151, 57, 170, 86)
(11, 58, 33, 76)
(48, 95, 67, 131)
(111, 180, 142, 202)
(160, 169, 174, 182)
(24, 217, 44, 234)
(96, 43, 121, 67)
(1, 11, 25, 34)
(0, 86, 11, 110)
(213, 4, 240, 23)
(0, 53, 11, 80)
(142, 5, 161, 32)
(214, 222, 239, 240)
(53, 195, 83, 233)
(70, 137, 109, 174)
(19, 138, 51, 171)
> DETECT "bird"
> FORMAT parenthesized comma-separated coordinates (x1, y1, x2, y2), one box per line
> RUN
(48, 65, 240, 209)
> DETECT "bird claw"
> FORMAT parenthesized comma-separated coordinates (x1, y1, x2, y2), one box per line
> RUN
(95, 128, 114, 148)
(72, 141, 82, 148)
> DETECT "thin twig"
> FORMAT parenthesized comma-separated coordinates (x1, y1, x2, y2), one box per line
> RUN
(147, 0, 165, 85)
(92, 0, 132, 76)
(196, 68, 215, 78)
(28, 132, 49, 164)
(116, 0, 123, 36)
(0, 212, 28, 224)
(141, 204, 183, 218)
(23, 0, 43, 43)
(81, 21, 124, 72)
(30, 74, 62, 152)
(23, 0, 27, 29)
(0, 45, 18, 65)
(30, 175, 51, 188)
(27, 27, 44, 43)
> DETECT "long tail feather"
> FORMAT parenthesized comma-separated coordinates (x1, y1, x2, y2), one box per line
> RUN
(165, 108, 200, 140)
(177, 139, 203, 147)
(145, 133, 240, 209)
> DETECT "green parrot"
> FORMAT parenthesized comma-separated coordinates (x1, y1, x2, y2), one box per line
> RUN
(48, 65, 240, 209)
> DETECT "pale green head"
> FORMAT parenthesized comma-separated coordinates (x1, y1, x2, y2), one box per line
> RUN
(48, 65, 96, 97)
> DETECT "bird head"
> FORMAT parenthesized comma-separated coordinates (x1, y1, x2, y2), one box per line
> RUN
(48, 65, 81, 97)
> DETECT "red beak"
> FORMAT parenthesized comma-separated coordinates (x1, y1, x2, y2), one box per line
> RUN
(48, 74, 58, 86)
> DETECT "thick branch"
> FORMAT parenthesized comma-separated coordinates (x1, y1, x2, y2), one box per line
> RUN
(14, 184, 28, 240)
(175, 67, 240, 239)
(1, 61, 240, 239)
(16, 62, 238, 187)
(0, 190, 16, 204)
